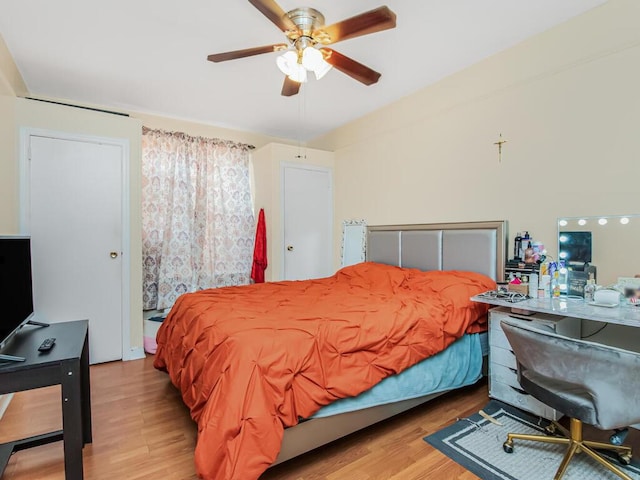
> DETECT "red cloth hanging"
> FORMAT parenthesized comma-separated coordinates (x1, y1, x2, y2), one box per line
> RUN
(251, 208, 267, 283)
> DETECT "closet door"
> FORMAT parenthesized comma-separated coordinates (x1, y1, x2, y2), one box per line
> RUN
(26, 133, 126, 364)
(282, 164, 332, 281)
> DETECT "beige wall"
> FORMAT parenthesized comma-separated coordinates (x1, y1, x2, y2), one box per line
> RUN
(0, 94, 17, 233)
(252, 143, 335, 281)
(0, 34, 23, 233)
(0, 33, 27, 97)
(311, 0, 640, 265)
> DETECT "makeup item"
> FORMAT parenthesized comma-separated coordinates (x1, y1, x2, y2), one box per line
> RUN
(520, 232, 530, 259)
(529, 273, 538, 298)
(549, 262, 560, 297)
(532, 241, 544, 262)
(524, 243, 535, 264)
(540, 274, 551, 297)
(540, 262, 549, 276)
(584, 279, 596, 302)
(558, 260, 567, 294)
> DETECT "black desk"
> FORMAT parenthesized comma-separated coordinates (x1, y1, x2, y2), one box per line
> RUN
(0, 320, 91, 480)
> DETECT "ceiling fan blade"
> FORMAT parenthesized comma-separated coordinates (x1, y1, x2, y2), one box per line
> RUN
(313, 6, 396, 45)
(249, 0, 298, 33)
(207, 44, 287, 62)
(321, 49, 381, 86)
(281, 76, 301, 96)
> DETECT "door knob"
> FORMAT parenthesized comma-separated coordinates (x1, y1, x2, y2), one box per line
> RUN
(287, 245, 294, 251)
(110, 252, 118, 258)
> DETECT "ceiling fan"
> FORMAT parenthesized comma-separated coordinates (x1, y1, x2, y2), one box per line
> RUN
(207, 0, 397, 96)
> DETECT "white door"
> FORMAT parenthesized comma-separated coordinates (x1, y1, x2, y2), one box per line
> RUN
(26, 134, 125, 364)
(282, 164, 332, 280)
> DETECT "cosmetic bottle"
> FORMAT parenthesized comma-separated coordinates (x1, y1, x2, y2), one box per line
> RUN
(549, 262, 560, 297)
(558, 260, 567, 295)
(540, 274, 551, 297)
(514, 232, 522, 259)
(521, 232, 530, 260)
(584, 274, 596, 302)
(528, 273, 538, 298)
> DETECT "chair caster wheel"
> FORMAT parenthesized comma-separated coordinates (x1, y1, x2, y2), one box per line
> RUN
(610, 428, 629, 445)
(503, 442, 514, 454)
(618, 452, 632, 465)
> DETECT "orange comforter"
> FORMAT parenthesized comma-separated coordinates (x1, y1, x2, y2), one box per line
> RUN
(154, 262, 494, 479)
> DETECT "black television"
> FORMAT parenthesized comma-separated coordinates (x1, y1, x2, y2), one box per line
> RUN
(0, 236, 37, 358)
(558, 231, 593, 264)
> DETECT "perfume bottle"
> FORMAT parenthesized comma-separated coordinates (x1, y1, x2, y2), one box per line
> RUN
(549, 262, 560, 297)
(521, 232, 530, 260)
(558, 260, 567, 295)
(584, 274, 596, 302)
(514, 232, 522, 259)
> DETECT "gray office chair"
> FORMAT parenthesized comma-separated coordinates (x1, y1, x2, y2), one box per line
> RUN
(500, 319, 640, 480)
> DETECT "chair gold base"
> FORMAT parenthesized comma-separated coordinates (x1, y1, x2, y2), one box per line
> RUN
(503, 418, 633, 480)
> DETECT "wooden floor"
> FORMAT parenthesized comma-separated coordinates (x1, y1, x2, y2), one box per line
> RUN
(0, 356, 637, 479)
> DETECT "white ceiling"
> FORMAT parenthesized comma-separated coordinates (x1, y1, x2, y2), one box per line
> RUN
(0, 0, 606, 141)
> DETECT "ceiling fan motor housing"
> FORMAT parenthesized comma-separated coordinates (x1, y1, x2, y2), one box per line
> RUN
(285, 7, 324, 41)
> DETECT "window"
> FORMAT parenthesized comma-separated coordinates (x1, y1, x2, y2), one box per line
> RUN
(141, 128, 255, 310)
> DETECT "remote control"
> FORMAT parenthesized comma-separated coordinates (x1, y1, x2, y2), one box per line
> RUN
(38, 337, 56, 352)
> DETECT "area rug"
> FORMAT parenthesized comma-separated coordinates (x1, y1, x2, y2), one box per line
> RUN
(424, 400, 640, 480)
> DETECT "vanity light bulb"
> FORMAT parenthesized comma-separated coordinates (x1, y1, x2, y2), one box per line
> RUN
(620, 217, 629, 225)
(578, 219, 587, 226)
(558, 220, 568, 227)
(598, 218, 608, 225)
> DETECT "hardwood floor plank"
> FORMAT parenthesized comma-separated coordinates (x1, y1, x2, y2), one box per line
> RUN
(8, 356, 633, 479)
(1, 356, 486, 479)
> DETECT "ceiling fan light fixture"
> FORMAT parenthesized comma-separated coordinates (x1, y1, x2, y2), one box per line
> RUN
(276, 50, 298, 76)
(288, 63, 308, 83)
(301, 46, 323, 71)
(313, 60, 332, 80)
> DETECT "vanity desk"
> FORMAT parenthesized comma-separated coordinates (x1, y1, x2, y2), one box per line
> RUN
(472, 294, 640, 419)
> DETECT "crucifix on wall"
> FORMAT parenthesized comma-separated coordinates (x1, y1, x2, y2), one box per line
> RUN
(494, 133, 507, 162)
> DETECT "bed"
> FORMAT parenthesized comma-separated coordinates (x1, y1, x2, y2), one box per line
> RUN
(154, 220, 506, 480)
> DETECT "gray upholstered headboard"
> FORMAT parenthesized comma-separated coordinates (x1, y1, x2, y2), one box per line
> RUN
(366, 221, 506, 281)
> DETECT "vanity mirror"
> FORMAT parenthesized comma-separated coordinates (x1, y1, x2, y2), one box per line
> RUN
(557, 214, 640, 287)
(341, 219, 367, 267)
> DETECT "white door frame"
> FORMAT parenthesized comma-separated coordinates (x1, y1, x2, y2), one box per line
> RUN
(19, 127, 135, 360)
(280, 162, 333, 280)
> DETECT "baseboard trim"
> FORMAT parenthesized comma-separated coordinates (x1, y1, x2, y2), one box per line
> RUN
(123, 346, 145, 361)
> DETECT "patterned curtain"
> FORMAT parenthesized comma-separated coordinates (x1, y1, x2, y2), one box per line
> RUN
(141, 127, 255, 310)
